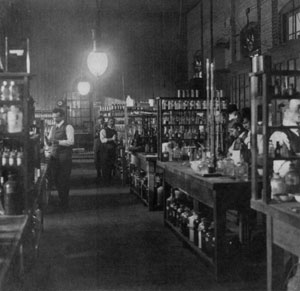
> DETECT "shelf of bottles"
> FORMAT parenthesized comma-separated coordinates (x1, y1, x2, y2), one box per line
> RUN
(0, 73, 40, 215)
(250, 54, 300, 204)
(126, 106, 157, 154)
(164, 185, 241, 264)
(129, 162, 163, 209)
(156, 95, 227, 161)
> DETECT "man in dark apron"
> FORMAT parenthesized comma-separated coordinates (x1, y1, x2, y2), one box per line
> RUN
(93, 116, 105, 180)
(45, 108, 74, 210)
(99, 117, 117, 185)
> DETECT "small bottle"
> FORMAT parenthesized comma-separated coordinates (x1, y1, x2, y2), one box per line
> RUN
(8, 151, 15, 166)
(0, 177, 4, 215)
(269, 140, 275, 157)
(288, 84, 295, 96)
(274, 142, 281, 158)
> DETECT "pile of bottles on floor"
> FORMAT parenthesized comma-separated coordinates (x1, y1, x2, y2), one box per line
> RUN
(130, 167, 148, 199)
(166, 188, 241, 259)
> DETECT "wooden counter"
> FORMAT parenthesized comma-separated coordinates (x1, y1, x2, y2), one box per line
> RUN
(0, 215, 29, 291)
(129, 152, 159, 211)
(252, 199, 300, 291)
(157, 161, 254, 281)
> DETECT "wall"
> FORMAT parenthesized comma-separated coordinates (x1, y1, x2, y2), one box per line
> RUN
(187, 0, 300, 103)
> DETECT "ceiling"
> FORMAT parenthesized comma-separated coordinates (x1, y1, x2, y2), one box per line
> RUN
(28, 0, 200, 15)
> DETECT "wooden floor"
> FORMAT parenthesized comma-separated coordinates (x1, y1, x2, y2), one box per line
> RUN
(7, 159, 267, 291)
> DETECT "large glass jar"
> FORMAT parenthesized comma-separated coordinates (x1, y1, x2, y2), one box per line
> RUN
(284, 163, 300, 194)
(270, 172, 286, 199)
(4, 174, 18, 215)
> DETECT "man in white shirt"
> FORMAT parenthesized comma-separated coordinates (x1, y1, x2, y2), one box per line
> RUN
(45, 108, 74, 211)
(227, 122, 249, 164)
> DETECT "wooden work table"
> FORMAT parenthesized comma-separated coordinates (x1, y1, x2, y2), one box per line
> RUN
(252, 199, 300, 291)
(0, 162, 49, 290)
(157, 161, 255, 281)
(129, 152, 159, 211)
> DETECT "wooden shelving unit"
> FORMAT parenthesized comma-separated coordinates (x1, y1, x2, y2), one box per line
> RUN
(250, 57, 300, 291)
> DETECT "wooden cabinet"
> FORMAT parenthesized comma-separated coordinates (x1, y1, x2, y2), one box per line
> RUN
(0, 73, 46, 286)
(250, 56, 300, 291)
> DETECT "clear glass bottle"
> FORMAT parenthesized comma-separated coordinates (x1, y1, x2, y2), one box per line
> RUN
(223, 155, 235, 177)
(270, 172, 286, 199)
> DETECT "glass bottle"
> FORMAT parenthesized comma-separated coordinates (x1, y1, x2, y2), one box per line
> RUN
(187, 211, 196, 242)
(223, 155, 235, 177)
(198, 217, 210, 251)
(205, 222, 215, 258)
(284, 163, 300, 194)
(193, 214, 200, 246)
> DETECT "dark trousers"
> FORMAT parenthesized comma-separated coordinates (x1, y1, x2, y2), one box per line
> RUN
(94, 141, 102, 178)
(49, 150, 72, 208)
(101, 144, 116, 183)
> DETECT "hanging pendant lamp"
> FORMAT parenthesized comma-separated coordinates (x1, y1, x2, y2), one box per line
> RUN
(87, 29, 108, 78)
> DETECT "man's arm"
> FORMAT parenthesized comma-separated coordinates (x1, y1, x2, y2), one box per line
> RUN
(100, 128, 116, 143)
(57, 125, 74, 147)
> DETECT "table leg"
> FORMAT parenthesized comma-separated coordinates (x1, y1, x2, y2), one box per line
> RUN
(214, 192, 226, 281)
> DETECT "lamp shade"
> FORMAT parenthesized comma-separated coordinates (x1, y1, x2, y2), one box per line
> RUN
(77, 81, 91, 95)
(87, 51, 108, 78)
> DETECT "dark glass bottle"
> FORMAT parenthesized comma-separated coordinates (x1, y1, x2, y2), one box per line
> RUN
(4, 174, 18, 215)
(0, 176, 4, 214)
(274, 141, 281, 158)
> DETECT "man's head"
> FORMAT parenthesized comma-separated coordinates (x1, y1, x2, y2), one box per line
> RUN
(241, 107, 251, 131)
(97, 116, 105, 125)
(108, 117, 115, 128)
(227, 104, 239, 121)
(52, 108, 65, 124)
(229, 122, 245, 138)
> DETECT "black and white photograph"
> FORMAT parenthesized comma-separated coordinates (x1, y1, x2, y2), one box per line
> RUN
(0, 0, 300, 290)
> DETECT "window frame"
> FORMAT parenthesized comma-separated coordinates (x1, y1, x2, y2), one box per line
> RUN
(281, 2, 300, 42)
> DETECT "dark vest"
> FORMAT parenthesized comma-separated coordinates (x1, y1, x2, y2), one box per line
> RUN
(51, 123, 73, 154)
(105, 127, 117, 144)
